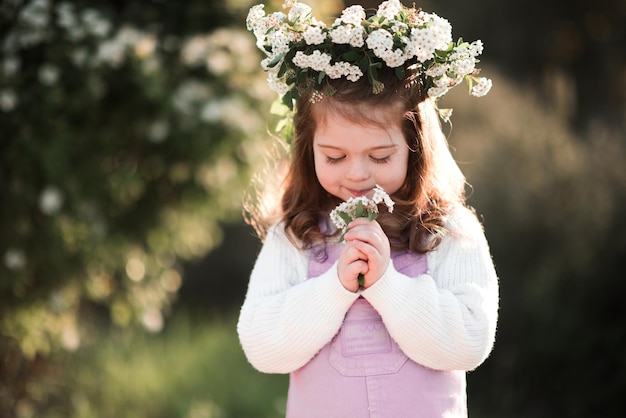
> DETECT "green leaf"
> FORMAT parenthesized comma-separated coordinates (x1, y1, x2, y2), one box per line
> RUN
(268, 52, 285, 68)
(270, 99, 289, 117)
(357, 56, 369, 72)
(282, 90, 294, 111)
(317, 71, 326, 85)
(277, 61, 288, 78)
(395, 66, 405, 80)
(355, 201, 365, 218)
(338, 212, 352, 226)
(342, 50, 361, 61)
(437, 108, 453, 123)
(368, 211, 377, 221)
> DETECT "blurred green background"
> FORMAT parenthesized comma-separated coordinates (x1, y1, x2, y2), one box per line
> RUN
(0, 0, 624, 417)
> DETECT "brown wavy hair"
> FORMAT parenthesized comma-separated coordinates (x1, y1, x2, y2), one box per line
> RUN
(246, 67, 467, 253)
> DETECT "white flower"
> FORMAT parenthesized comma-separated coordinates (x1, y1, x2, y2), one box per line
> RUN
(292, 50, 331, 72)
(330, 25, 351, 44)
(141, 307, 164, 333)
(247, 0, 493, 108)
(303, 26, 325, 45)
(96, 38, 126, 67)
(339, 5, 365, 26)
(38, 64, 59, 85)
(72, 48, 88, 67)
(56, 2, 76, 29)
(376, 0, 402, 21)
(425, 64, 447, 77)
(348, 26, 365, 47)
(428, 86, 449, 98)
(4, 248, 26, 270)
(134, 34, 156, 59)
(0, 89, 17, 112)
(346, 70, 363, 82)
(381, 48, 405, 67)
(406, 27, 437, 62)
(428, 14, 453, 50)
(268, 30, 290, 56)
(366, 29, 394, 54)
(81, 9, 111, 37)
(470, 40, 484, 57)
(172, 80, 211, 114)
(326, 61, 363, 81)
(206, 49, 232, 75)
(371, 185, 394, 212)
(267, 72, 289, 95)
(250, 11, 286, 44)
(246, 4, 266, 31)
(287, 3, 312, 22)
(39, 186, 64, 215)
(471, 77, 492, 97)
(19, 0, 50, 29)
(434, 75, 451, 87)
(2, 56, 20, 77)
(450, 57, 475, 76)
(330, 197, 377, 233)
(260, 56, 275, 70)
(329, 186, 394, 236)
(147, 120, 169, 143)
(282, 0, 297, 9)
(181, 35, 209, 66)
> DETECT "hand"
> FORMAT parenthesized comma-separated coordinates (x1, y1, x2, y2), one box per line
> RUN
(341, 218, 390, 289)
(337, 240, 368, 293)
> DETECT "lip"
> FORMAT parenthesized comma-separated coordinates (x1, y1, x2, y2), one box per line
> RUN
(346, 188, 373, 198)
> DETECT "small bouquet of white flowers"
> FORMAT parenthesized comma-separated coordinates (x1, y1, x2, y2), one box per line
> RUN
(329, 185, 395, 287)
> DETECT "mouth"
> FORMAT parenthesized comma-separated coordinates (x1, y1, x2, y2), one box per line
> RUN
(346, 188, 373, 198)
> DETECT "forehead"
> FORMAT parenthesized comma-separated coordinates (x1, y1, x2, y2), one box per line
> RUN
(311, 98, 402, 129)
(313, 107, 406, 151)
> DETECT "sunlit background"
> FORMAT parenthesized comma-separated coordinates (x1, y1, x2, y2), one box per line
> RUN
(0, 0, 624, 417)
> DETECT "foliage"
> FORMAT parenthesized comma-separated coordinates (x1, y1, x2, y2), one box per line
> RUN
(0, 0, 275, 412)
(247, 0, 491, 116)
(0, 0, 624, 416)
(11, 313, 289, 418)
(439, 70, 626, 417)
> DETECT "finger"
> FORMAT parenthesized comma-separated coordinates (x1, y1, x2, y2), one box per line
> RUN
(351, 259, 369, 275)
(350, 239, 379, 260)
(347, 217, 374, 227)
(345, 229, 386, 251)
(341, 244, 368, 263)
(347, 218, 383, 232)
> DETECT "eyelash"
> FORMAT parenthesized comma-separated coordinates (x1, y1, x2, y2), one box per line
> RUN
(325, 156, 390, 164)
(326, 156, 344, 164)
(371, 156, 390, 164)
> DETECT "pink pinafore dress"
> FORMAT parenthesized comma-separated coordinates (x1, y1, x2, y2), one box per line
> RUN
(285, 238, 467, 418)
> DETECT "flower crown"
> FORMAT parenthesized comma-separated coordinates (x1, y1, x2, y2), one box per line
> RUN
(246, 0, 492, 113)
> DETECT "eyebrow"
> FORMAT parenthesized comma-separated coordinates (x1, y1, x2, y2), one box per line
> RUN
(315, 144, 397, 151)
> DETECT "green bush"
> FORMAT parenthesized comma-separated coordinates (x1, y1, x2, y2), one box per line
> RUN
(0, 0, 270, 356)
(19, 313, 288, 418)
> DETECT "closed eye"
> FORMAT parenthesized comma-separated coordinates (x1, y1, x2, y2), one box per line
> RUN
(326, 155, 345, 164)
(370, 155, 390, 164)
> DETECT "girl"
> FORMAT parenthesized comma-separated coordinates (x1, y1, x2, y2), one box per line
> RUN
(239, 1, 499, 416)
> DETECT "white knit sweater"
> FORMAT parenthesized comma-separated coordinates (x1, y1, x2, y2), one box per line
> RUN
(237, 206, 499, 374)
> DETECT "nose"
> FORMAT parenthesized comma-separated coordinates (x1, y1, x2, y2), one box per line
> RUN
(345, 159, 370, 182)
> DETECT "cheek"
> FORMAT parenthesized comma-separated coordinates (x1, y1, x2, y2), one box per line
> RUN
(313, 151, 323, 179)
(385, 153, 409, 191)
(313, 152, 332, 187)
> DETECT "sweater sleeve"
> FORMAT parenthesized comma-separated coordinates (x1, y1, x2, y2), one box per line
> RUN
(237, 224, 360, 374)
(361, 207, 499, 371)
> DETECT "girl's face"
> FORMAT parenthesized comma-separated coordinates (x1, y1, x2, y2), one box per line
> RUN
(312, 109, 409, 202)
